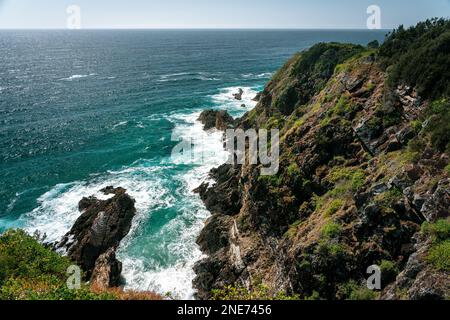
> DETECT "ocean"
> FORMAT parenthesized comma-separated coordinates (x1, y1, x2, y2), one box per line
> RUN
(0, 29, 386, 298)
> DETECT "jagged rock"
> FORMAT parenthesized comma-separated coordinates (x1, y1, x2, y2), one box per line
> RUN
(397, 127, 416, 145)
(91, 247, 122, 289)
(193, 40, 450, 301)
(197, 214, 233, 255)
(252, 92, 262, 102)
(195, 164, 242, 215)
(198, 110, 234, 131)
(233, 88, 244, 101)
(58, 186, 136, 283)
(381, 233, 450, 300)
(420, 179, 450, 221)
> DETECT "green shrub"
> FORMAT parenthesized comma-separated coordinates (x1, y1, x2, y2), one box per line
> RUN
(287, 162, 301, 176)
(421, 219, 450, 242)
(321, 222, 342, 239)
(337, 280, 377, 300)
(258, 174, 283, 188)
(379, 18, 450, 99)
(0, 229, 71, 286)
(326, 168, 366, 198)
(315, 240, 346, 258)
(367, 40, 380, 49)
(379, 260, 399, 285)
(211, 283, 299, 301)
(0, 229, 120, 300)
(427, 240, 450, 271)
(374, 188, 403, 209)
(324, 199, 344, 217)
(332, 95, 359, 118)
(423, 99, 450, 153)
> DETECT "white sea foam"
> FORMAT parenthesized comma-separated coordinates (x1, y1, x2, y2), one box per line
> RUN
(59, 73, 96, 81)
(20, 84, 261, 299)
(158, 72, 221, 82)
(112, 121, 128, 129)
(22, 165, 174, 244)
(210, 86, 259, 115)
(241, 72, 273, 79)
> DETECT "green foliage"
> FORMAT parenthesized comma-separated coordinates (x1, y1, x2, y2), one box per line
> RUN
(373, 188, 403, 209)
(263, 115, 285, 130)
(379, 260, 399, 285)
(258, 174, 283, 188)
(421, 219, 450, 242)
(323, 199, 344, 217)
(285, 220, 303, 239)
(337, 280, 378, 300)
(379, 18, 450, 99)
(427, 241, 450, 271)
(333, 95, 359, 117)
(367, 40, 380, 49)
(421, 219, 450, 271)
(423, 98, 450, 153)
(0, 229, 117, 300)
(271, 42, 364, 115)
(445, 163, 450, 175)
(315, 240, 346, 258)
(211, 283, 299, 301)
(0, 229, 71, 287)
(374, 104, 402, 129)
(327, 167, 366, 194)
(0, 276, 116, 300)
(321, 222, 342, 239)
(287, 162, 301, 176)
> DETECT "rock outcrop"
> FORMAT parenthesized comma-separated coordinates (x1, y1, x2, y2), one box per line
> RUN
(58, 186, 136, 287)
(252, 92, 262, 102)
(193, 28, 450, 300)
(198, 110, 235, 131)
(233, 88, 244, 101)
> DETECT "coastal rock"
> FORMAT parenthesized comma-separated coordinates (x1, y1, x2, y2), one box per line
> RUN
(58, 186, 136, 284)
(233, 88, 244, 101)
(193, 39, 450, 300)
(91, 247, 122, 289)
(198, 110, 234, 131)
(381, 234, 450, 300)
(252, 92, 262, 102)
(195, 164, 242, 215)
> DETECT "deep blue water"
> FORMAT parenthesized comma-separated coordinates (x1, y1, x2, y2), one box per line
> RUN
(0, 29, 386, 297)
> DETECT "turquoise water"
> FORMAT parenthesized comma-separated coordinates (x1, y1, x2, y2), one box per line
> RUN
(0, 30, 386, 298)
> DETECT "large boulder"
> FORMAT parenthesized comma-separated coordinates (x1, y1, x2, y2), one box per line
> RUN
(91, 247, 122, 289)
(198, 110, 234, 131)
(233, 88, 244, 101)
(58, 186, 136, 285)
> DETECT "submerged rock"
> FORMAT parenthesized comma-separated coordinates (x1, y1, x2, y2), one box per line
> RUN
(58, 186, 136, 286)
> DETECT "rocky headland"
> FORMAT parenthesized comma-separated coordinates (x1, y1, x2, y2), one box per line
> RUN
(193, 19, 450, 300)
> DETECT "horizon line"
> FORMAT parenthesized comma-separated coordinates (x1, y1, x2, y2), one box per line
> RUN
(0, 27, 393, 31)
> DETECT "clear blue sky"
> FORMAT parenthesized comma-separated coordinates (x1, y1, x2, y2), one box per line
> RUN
(0, 0, 448, 29)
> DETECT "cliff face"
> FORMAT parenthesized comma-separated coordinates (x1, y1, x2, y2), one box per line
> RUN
(193, 20, 450, 300)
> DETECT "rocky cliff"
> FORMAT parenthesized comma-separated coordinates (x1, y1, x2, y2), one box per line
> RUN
(193, 19, 450, 300)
